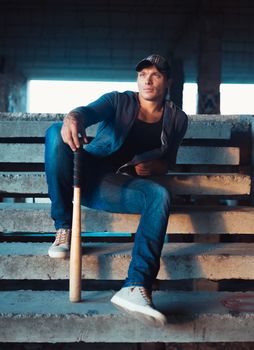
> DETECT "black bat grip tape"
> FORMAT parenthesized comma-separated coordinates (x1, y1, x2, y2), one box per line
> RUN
(73, 148, 82, 187)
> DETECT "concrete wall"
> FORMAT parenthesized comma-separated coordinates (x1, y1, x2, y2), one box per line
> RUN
(0, 0, 254, 112)
(0, 60, 27, 112)
(0, 0, 254, 82)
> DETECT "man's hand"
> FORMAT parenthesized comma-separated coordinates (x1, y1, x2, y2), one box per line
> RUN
(61, 112, 88, 151)
(135, 159, 168, 177)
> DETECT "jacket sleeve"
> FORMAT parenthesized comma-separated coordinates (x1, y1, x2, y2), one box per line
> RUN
(167, 111, 188, 169)
(69, 91, 117, 128)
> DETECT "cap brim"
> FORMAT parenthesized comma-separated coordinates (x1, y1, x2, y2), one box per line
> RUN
(135, 59, 154, 72)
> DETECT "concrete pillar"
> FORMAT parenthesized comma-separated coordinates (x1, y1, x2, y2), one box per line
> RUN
(197, 6, 222, 114)
(170, 58, 184, 109)
(0, 56, 27, 112)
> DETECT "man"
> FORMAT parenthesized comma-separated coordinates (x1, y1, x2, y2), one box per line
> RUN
(45, 54, 188, 326)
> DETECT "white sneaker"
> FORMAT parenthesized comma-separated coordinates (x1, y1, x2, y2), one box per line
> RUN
(48, 228, 71, 258)
(111, 286, 167, 326)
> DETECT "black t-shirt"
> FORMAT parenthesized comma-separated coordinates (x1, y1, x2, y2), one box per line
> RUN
(104, 116, 163, 170)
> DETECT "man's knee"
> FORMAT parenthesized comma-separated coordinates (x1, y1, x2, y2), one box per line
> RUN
(147, 181, 171, 206)
(45, 122, 64, 151)
(156, 184, 171, 205)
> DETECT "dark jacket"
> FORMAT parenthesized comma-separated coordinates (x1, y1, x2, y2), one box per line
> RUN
(72, 91, 188, 173)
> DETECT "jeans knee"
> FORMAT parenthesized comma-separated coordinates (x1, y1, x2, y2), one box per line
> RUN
(45, 123, 63, 152)
(146, 182, 171, 208)
(45, 122, 73, 174)
(157, 185, 171, 207)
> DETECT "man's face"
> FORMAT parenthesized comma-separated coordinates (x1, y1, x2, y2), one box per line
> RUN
(137, 65, 169, 102)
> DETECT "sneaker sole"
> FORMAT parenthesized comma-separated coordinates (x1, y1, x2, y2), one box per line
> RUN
(111, 295, 167, 327)
(48, 250, 70, 259)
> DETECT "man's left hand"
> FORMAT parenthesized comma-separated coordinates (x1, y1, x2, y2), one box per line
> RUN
(135, 159, 168, 176)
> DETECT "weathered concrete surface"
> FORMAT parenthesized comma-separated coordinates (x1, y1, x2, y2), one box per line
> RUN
(1, 203, 254, 234)
(0, 121, 97, 139)
(0, 71, 27, 113)
(1, 113, 253, 138)
(0, 343, 138, 350)
(0, 291, 254, 343)
(0, 143, 240, 165)
(0, 343, 253, 350)
(0, 242, 254, 280)
(0, 172, 250, 195)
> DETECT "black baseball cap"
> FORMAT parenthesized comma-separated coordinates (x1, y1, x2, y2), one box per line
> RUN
(135, 54, 171, 78)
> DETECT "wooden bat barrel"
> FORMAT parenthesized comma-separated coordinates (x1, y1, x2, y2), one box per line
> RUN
(69, 148, 82, 302)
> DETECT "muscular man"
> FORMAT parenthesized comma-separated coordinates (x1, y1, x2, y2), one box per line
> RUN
(45, 54, 188, 325)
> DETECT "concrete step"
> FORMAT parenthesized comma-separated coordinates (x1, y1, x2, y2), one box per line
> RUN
(1, 203, 254, 234)
(0, 172, 251, 196)
(0, 143, 240, 165)
(1, 242, 254, 280)
(0, 290, 253, 342)
(3, 113, 251, 139)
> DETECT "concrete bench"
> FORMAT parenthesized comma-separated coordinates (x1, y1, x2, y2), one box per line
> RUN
(0, 113, 254, 345)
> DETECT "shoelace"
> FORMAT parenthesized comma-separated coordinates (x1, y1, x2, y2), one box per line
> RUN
(55, 229, 71, 245)
(139, 287, 152, 305)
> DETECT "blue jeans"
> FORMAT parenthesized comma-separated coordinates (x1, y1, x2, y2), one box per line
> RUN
(45, 123, 171, 290)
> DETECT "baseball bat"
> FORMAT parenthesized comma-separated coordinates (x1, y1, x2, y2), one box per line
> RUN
(69, 148, 82, 302)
